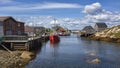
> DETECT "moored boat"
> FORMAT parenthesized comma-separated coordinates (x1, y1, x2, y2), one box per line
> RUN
(58, 32, 71, 36)
(49, 34, 60, 43)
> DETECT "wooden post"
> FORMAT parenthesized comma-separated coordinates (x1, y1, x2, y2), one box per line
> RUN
(10, 43, 13, 50)
(25, 43, 29, 51)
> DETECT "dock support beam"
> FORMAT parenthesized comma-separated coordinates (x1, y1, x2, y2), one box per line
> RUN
(25, 43, 29, 51)
(10, 43, 13, 50)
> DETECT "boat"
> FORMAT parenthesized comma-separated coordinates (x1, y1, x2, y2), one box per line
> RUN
(49, 34, 60, 43)
(58, 32, 71, 36)
(49, 19, 60, 43)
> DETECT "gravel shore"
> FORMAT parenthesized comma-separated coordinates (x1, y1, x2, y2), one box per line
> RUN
(0, 50, 33, 68)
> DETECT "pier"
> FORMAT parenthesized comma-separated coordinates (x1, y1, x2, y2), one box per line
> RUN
(1, 35, 49, 51)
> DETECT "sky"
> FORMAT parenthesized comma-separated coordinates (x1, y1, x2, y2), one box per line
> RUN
(0, 0, 120, 30)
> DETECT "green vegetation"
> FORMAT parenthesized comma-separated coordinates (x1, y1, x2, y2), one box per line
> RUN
(45, 28, 51, 32)
(115, 32, 120, 38)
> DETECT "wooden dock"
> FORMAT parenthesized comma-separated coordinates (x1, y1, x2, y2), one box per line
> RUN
(1, 35, 49, 51)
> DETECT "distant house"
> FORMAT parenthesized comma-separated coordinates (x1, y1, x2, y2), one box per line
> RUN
(52, 26, 59, 31)
(25, 26, 46, 37)
(25, 26, 34, 37)
(52, 26, 66, 32)
(0, 16, 25, 37)
(34, 27, 45, 36)
(94, 23, 107, 32)
(82, 26, 95, 34)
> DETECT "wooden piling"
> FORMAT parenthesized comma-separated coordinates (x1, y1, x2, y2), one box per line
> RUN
(10, 43, 13, 50)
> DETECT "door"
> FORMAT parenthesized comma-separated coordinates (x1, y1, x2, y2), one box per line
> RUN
(0, 22, 4, 37)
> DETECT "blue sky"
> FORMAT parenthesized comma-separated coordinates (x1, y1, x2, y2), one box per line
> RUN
(0, 0, 120, 29)
(0, 0, 119, 17)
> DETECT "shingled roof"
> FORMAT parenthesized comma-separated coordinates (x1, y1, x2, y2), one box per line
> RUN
(25, 26, 34, 32)
(82, 26, 94, 31)
(16, 21, 24, 24)
(0, 16, 12, 22)
(95, 23, 107, 28)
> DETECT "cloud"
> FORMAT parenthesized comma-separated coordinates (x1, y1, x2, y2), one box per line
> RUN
(83, 2, 103, 15)
(32, 2, 82, 9)
(82, 2, 120, 27)
(2, 2, 120, 30)
(0, 2, 82, 11)
(14, 16, 83, 30)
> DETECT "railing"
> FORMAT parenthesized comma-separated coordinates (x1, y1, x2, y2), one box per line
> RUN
(1, 34, 49, 42)
(2, 35, 28, 40)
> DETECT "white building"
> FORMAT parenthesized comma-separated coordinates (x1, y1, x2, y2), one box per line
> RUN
(94, 23, 107, 32)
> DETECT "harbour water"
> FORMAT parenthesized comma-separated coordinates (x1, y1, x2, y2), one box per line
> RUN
(26, 34, 120, 68)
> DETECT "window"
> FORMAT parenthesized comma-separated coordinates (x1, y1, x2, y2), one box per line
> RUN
(18, 31, 21, 35)
(6, 30, 12, 35)
(8, 22, 12, 26)
(8, 21, 13, 29)
(0, 22, 3, 26)
(18, 23, 21, 27)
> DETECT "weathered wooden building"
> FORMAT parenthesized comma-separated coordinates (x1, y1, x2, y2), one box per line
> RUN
(94, 23, 107, 32)
(16, 21, 24, 35)
(82, 26, 95, 34)
(0, 16, 25, 37)
(25, 26, 34, 37)
(52, 26, 66, 32)
(34, 27, 45, 36)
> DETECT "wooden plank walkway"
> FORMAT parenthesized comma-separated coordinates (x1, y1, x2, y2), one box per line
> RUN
(1, 35, 49, 51)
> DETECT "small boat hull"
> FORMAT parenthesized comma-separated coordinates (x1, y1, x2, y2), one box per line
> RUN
(49, 35, 60, 43)
(59, 33, 70, 36)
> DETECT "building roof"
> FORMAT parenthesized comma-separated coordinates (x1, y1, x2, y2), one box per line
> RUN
(25, 26, 34, 32)
(95, 23, 107, 28)
(16, 21, 24, 24)
(82, 26, 94, 31)
(34, 26, 45, 29)
(0, 16, 25, 24)
(0, 16, 12, 22)
(52, 26, 66, 32)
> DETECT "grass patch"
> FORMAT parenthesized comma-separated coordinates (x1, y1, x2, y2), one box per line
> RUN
(115, 32, 120, 38)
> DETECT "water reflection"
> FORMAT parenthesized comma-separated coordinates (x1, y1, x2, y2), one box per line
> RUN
(26, 34, 120, 68)
(50, 41, 60, 48)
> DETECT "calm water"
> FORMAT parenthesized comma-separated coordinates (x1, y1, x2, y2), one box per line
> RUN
(26, 34, 120, 68)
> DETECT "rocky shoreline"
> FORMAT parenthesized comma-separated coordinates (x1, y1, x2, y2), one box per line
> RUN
(0, 50, 35, 68)
(87, 35, 120, 43)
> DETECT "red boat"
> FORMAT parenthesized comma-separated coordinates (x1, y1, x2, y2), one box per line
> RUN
(49, 35, 60, 43)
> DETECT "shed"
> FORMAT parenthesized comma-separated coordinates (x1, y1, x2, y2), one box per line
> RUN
(82, 26, 95, 34)
(94, 23, 107, 32)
